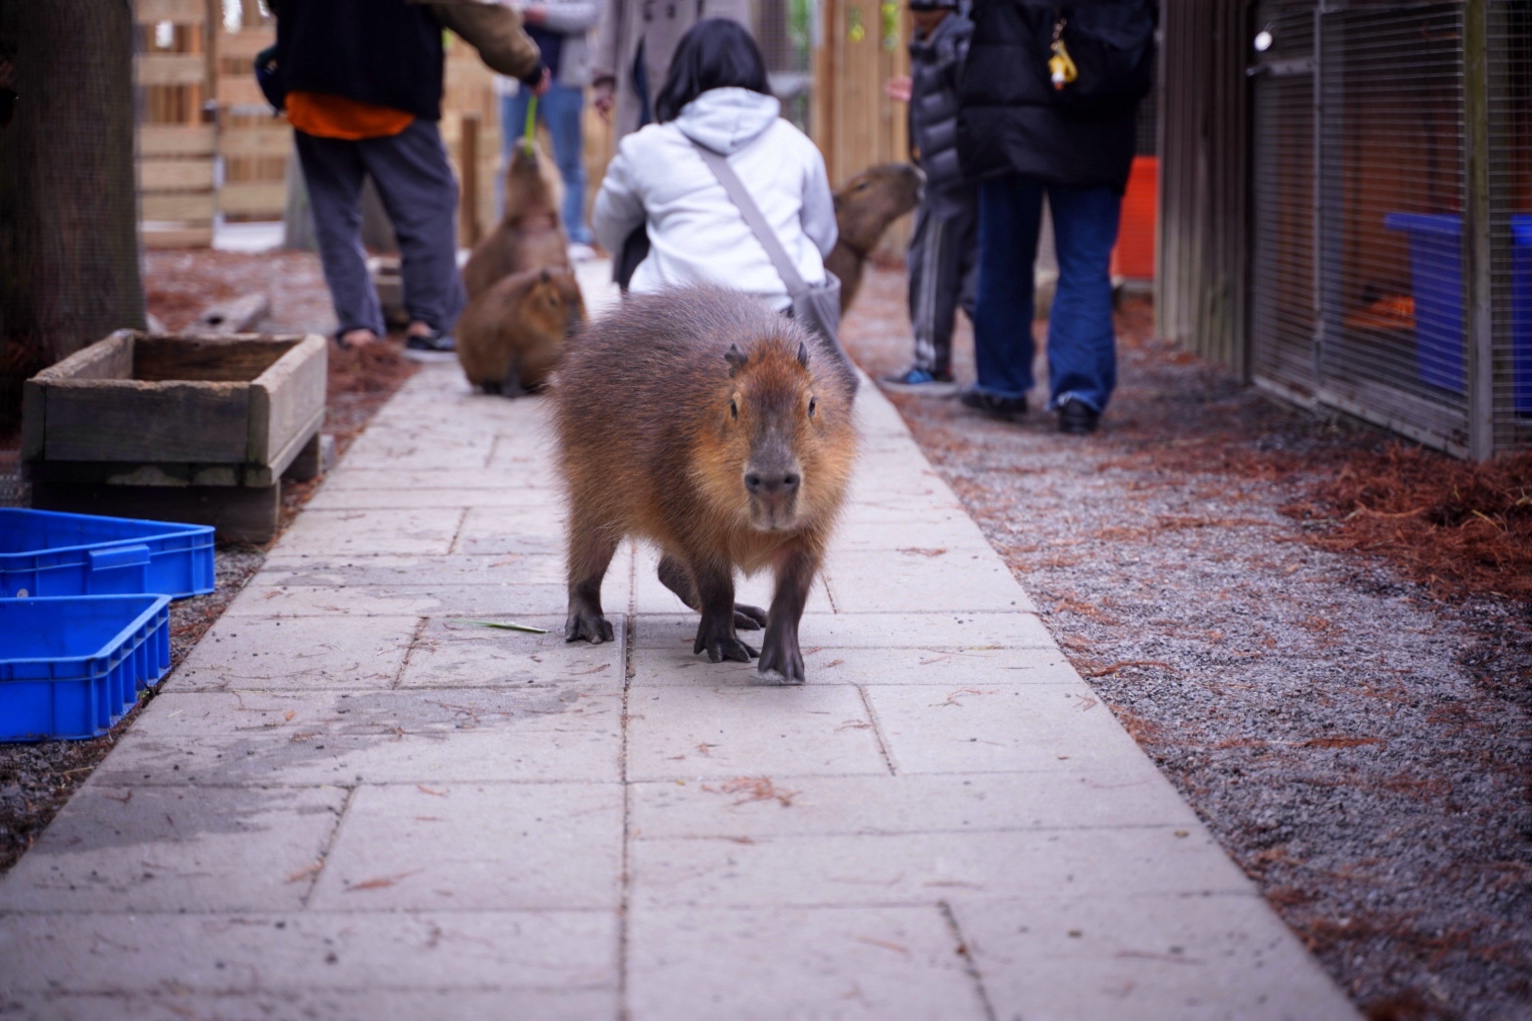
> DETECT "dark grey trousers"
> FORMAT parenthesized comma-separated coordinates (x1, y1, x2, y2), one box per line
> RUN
(906, 192, 980, 376)
(294, 119, 465, 337)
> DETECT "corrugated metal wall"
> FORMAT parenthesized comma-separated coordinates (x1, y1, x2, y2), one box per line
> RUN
(1157, 0, 1250, 374)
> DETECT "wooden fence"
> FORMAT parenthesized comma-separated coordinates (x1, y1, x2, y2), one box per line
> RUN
(135, 0, 215, 248)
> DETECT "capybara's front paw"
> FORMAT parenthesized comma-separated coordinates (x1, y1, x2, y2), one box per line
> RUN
(733, 603, 768, 631)
(693, 619, 758, 664)
(566, 609, 614, 644)
(756, 624, 805, 684)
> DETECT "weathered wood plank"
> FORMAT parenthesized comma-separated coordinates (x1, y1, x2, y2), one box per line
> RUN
(31, 481, 282, 544)
(32, 331, 135, 384)
(142, 157, 215, 190)
(218, 180, 287, 216)
(219, 125, 291, 157)
(136, 54, 206, 86)
(142, 191, 216, 221)
(216, 29, 275, 60)
(142, 226, 214, 248)
(217, 76, 268, 108)
(42, 380, 250, 463)
(136, 0, 207, 25)
(249, 334, 326, 465)
(133, 335, 293, 382)
(186, 294, 272, 336)
(141, 124, 216, 156)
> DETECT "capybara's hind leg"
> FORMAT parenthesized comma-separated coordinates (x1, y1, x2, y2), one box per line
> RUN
(690, 562, 757, 664)
(658, 554, 766, 631)
(758, 548, 818, 684)
(565, 515, 618, 644)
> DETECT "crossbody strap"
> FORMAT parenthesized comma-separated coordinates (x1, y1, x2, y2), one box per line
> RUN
(690, 139, 809, 298)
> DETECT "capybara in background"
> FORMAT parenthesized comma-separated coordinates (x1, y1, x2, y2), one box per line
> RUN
(826, 163, 924, 314)
(456, 266, 586, 396)
(462, 140, 570, 301)
(553, 286, 860, 683)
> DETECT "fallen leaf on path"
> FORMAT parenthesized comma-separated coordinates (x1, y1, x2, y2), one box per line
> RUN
(345, 869, 421, 892)
(452, 618, 550, 634)
(286, 862, 322, 883)
(416, 784, 448, 797)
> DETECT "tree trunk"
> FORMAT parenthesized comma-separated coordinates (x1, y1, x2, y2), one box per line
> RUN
(0, 0, 144, 433)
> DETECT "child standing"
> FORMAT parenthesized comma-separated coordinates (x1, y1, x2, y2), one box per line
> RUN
(881, 0, 977, 393)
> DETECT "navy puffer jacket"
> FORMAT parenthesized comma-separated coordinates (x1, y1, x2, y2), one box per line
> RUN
(957, 0, 1155, 193)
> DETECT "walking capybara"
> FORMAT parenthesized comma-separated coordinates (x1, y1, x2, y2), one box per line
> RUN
(553, 286, 860, 683)
(456, 266, 586, 396)
(461, 140, 570, 301)
(826, 163, 924, 313)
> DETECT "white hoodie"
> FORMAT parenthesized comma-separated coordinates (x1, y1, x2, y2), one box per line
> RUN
(592, 88, 838, 310)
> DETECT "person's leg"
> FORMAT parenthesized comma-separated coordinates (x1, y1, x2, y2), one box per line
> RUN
(498, 90, 532, 220)
(954, 191, 980, 337)
(361, 119, 466, 339)
(1045, 183, 1122, 415)
(542, 82, 592, 245)
(292, 130, 385, 341)
(927, 197, 980, 380)
(970, 175, 1043, 402)
(902, 199, 941, 376)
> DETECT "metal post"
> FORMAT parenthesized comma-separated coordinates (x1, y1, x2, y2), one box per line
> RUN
(1463, 0, 1494, 459)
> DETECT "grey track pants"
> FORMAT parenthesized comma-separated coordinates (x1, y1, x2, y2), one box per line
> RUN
(294, 118, 465, 337)
(906, 193, 979, 376)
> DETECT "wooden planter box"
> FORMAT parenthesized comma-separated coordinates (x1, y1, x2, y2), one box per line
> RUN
(22, 331, 328, 543)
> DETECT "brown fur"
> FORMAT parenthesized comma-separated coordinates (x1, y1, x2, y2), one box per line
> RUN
(461, 140, 570, 301)
(553, 286, 860, 682)
(456, 266, 586, 396)
(826, 163, 923, 313)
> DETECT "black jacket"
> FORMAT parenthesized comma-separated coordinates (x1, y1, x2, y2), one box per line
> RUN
(908, 11, 973, 201)
(274, 0, 448, 121)
(957, 0, 1155, 192)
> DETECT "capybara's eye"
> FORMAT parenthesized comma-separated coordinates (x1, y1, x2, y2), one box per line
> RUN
(808, 397, 817, 418)
(730, 399, 739, 419)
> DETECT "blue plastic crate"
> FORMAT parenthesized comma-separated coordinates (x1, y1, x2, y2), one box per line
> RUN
(0, 595, 171, 741)
(1382, 212, 1532, 412)
(0, 508, 214, 600)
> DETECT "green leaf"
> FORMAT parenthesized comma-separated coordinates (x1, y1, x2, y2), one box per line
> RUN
(452, 618, 550, 634)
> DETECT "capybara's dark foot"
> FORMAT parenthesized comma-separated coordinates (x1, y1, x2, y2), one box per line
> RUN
(565, 608, 614, 644)
(756, 623, 805, 684)
(693, 620, 757, 664)
(734, 603, 768, 631)
(480, 381, 502, 395)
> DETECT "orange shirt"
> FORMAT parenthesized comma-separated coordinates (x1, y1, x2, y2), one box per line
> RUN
(286, 91, 414, 140)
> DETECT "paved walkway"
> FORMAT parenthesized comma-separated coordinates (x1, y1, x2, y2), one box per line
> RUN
(0, 267, 1357, 1020)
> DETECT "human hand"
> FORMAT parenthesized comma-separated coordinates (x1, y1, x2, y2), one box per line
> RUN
(884, 76, 912, 102)
(532, 65, 552, 96)
(522, 3, 547, 26)
(593, 80, 614, 119)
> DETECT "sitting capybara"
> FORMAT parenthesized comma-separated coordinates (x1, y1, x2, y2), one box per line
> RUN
(456, 266, 585, 396)
(462, 140, 569, 301)
(826, 163, 923, 313)
(553, 286, 859, 683)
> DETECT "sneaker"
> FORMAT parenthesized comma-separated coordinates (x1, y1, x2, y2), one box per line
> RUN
(879, 366, 959, 395)
(403, 328, 457, 363)
(1057, 398, 1100, 434)
(959, 386, 1028, 421)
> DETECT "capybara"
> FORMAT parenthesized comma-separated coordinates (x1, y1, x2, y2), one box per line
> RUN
(456, 266, 586, 396)
(553, 286, 860, 683)
(826, 163, 923, 313)
(462, 139, 569, 301)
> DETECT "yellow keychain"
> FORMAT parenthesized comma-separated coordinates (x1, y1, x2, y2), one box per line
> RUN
(1049, 18, 1077, 90)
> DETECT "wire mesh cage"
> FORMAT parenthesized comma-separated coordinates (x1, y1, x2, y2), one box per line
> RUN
(1246, 0, 1532, 458)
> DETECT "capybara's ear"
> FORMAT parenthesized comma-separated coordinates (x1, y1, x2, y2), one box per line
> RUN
(797, 342, 809, 369)
(725, 344, 748, 377)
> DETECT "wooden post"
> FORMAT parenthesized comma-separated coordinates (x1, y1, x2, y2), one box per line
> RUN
(460, 113, 481, 247)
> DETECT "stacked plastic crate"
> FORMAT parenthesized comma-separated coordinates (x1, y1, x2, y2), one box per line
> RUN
(0, 509, 215, 741)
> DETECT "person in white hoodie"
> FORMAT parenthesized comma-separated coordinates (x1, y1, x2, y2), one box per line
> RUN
(591, 18, 837, 312)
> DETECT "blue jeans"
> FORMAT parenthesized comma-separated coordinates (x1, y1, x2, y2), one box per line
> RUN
(972, 176, 1122, 412)
(501, 83, 592, 244)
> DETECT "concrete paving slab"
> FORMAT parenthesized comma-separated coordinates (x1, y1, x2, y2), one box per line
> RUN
(954, 892, 1359, 1020)
(318, 466, 556, 492)
(626, 684, 890, 781)
(828, 515, 995, 551)
(630, 771, 1202, 839)
(306, 781, 622, 911)
(865, 683, 1153, 774)
(630, 826, 1255, 910)
(336, 432, 497, 470)
(305, 485, 554, 511)
(399, 615, 624, 689)
(169, 614, 417, 690)
(275, 507, 466, 557)
(221, 583, 573, 619)
(455, 505, 571, 554)
(0, 785, 345, 913)
(0, 909, 616, 994)
(630, 610, 1057, 651)
(0, 988, 619, 1021)
(255, 552, 570, 588)
(824, 547, 1037, 614)
(627, 905, 987, 1020)
(630, 643, 1082, 687)
(95, 688, 623, 785)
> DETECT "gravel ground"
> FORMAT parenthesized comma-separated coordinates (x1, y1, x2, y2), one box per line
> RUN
(841, 264, 1532, 1021)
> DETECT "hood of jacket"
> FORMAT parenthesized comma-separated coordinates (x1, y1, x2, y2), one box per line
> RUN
(673, 87, 782, 155)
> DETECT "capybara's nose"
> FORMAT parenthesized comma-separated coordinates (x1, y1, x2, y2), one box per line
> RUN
(746, 471, 800, 495)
